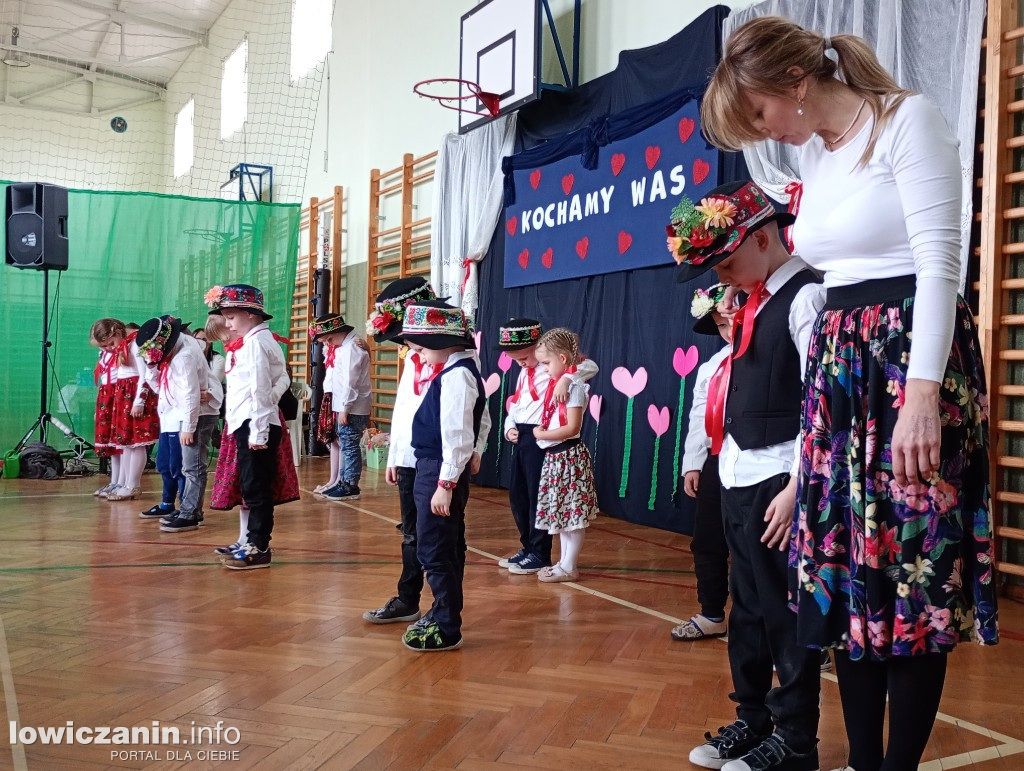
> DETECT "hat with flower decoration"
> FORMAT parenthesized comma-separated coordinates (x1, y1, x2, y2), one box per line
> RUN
(400, 300, 474, 351)
(366, 277, 440, 344)
(136, 315, 183, 365)
(690, 282, 731, 336)
(309, 313, 353, 342)
(667, 180, 794, 284)
(204, 284, 272, 320)
(497, 318, 543, 351)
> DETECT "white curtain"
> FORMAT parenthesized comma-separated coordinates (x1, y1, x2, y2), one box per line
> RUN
(722, 0, 986, 292)
(431, 113, 518, 316)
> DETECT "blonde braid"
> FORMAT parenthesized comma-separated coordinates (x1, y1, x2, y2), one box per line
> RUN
(537, 327, 581, 367)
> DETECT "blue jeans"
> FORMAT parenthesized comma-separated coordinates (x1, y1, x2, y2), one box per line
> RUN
(179, 415, 218, 517)
(156, 432, 184, 507)
(337, 413, 369, 485)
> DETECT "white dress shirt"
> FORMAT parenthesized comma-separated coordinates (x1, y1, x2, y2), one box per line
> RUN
(794, 95, 961, 383)
(424, 350, 488, 482)
(331, 333, 372, 415)
(535, 380, 589, 450)
(718, 257, 826, 489)
(209, 351, 226, 385)
(225, 323, 290, 445)
(155, 335, 206, 433)
(681, 345, 731, 475)
(503, 357, 599, 435)
(389, 349, 491, 470)
(200, 355, 224, 417)
(97, 350, 117, 386)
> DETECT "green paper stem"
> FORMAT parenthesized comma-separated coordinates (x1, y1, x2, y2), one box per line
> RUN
(618, 396, 635, 498)
(495, 372, 506, 473)
(484, 397, 490, 453)
(671, 376, 687, 500)
(648, 434, 662, 510)
(593, 422, 599, 467)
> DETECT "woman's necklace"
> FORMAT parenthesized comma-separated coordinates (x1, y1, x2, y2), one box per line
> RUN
(824, 98, 867, 151)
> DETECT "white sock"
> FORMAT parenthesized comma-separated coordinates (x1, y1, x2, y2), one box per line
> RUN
(238, 507, 249, 543)
(109, 454, 121, 487)
(327, 442, 340, 486)
(123, 447, 146, 490)
(558, 529, 585, 573)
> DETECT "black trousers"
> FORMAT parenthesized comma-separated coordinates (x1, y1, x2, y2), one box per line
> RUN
(691, 455, 729, 619)
(507, 424, 551, 562)
(234, 420, 282, 551)
(395, 466, 424, 608)
(722, 473, 820, 752)
(414, 458, 470, 638)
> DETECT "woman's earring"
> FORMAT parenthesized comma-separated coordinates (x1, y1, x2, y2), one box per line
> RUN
(796, 99, 805, 117)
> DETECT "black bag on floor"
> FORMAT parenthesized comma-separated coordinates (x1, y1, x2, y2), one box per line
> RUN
(19, 442, 64, 480)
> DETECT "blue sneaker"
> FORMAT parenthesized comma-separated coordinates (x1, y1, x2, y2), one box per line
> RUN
(322, 482, 360, 501)
(498, 548, 528, 568)
(507, 553, 550, 575)
(221, 542, 272, 570)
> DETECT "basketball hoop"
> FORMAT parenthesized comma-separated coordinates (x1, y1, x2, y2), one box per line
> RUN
(413, 78, 501, 118)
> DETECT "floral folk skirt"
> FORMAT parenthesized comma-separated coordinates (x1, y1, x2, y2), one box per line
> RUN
(790, 275, 998, 661)
(315, 392, 336, 445)
(536, 440, 598, 533)
(209, 414, 301, 510)
(109, 377, 159, 449)
(94, 382, 119, 458)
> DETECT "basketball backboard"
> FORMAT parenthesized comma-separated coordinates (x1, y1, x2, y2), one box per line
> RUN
(459, 0, 540, 133)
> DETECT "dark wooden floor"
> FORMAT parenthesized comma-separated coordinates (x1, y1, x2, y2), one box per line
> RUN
(0, 460, 1022, 770)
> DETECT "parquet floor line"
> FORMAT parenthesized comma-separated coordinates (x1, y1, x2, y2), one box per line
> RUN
(0, 608, 28, 771)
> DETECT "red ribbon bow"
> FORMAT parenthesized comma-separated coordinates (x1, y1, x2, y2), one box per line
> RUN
(411, 352, 444, 395)
(510, 366, 540, 405)
(324, 343, 337, 369)
(539, 364, 578, 429)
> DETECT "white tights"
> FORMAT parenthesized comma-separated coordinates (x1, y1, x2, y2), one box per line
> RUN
(557, 529, 585, 573)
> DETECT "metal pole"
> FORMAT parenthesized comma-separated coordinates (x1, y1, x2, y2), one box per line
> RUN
(39, 268, 49, 443)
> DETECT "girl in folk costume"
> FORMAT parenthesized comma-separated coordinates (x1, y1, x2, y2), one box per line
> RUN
(89, 318, 124, 496)
(205, 284, 295, 570)
(93, 317, 159, 501)
(312, 315, 342, 494)
(204, 312, 300, 558)
(532, 328, 598, 584)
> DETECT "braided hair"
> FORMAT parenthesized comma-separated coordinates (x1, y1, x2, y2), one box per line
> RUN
(536, 327, 581, 367)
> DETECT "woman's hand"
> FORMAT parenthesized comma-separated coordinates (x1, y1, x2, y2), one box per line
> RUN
(892, 379, 942, 486)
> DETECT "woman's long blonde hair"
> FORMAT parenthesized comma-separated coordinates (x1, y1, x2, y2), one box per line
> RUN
(701, 16, 911, 165)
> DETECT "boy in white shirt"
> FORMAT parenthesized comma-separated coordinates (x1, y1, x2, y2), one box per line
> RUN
(205, 284, 291, 570)
(316, 314, 371, 501)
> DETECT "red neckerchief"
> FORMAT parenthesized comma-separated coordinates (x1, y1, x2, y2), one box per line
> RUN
(510, 365, 540, 404)
(94, 331, 138, 384)
(706, 283, 766, 455)
(411, 352, 444, 396)
(540, 364, 578, 428)
(324, 343, 337, 368)
(223, 337, 244, 374)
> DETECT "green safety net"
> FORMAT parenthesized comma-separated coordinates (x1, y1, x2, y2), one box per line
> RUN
(0, 185, 299, 457)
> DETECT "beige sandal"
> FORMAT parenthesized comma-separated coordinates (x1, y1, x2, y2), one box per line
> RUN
(106, 486, 141, 501)
(538, 564, 579, 583)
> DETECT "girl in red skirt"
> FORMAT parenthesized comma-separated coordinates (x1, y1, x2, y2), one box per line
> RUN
(93, 318, 159, 501)
(204, 313, 300, 556)
(90, 319, 123, 496)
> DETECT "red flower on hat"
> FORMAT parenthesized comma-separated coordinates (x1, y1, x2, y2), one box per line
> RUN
(371, 310, 395, 333)
(688, 228, 715, 248)
(426, 308, 446, 326)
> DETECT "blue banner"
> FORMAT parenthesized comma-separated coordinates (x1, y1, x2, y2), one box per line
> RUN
(503, 99, 718, 288)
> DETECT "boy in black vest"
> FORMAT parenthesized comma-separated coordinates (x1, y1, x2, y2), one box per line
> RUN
(400, 300, 485, 652)
(668, 181, 825, 771)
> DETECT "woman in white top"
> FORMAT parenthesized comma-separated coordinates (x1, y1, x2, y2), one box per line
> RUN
(702, 17, 997, 771)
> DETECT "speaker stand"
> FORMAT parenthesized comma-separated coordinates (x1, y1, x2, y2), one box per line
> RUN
(11, 268, 94, 456)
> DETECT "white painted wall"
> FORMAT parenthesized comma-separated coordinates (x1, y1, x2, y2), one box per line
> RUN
(303, 0, 761, 272)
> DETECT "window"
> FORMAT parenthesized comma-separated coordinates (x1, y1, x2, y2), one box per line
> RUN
(173, 98, 194, 178)
(221, 39, 248, 139)
(290, 0, 332, 80)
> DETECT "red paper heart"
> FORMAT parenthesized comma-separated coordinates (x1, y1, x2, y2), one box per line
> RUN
(518, 249, 529, 269)
(645, 145, 661, 170)
(506, 216, 518, 237)
(611, 153, 626, 176)
(541, 247, 554, 268)
(561, 173, 574, 195)
(678, 117, 695, 144)
(529, 169, 542, 189)
(575, 237, 589, 259)
(618, 231, 632, 254)
(693, 157, 710, 185)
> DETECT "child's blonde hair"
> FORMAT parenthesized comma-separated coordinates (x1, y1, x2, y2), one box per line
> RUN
(204, 313, 230, 342)
(90, 318, 126, 347)
(537, 327, 581, 367)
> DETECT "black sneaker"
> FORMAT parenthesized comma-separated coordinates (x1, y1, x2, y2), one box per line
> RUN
(498, 548, 527, 568)
(197, 511, 205, 526)
(322, 482, 360, 501)
(689, 719, 772, 769)
(819, 649, 832, 672)
(407, 613, 433, 632)
(363, 597, 421, 624)
(402, 621, 463, 652)
(507, 553, 550, 574)
(221, 543, 272, 570)
(720, 733, 818, 771)
(140, 504, 175, 519)
(160, 513, 200, 532)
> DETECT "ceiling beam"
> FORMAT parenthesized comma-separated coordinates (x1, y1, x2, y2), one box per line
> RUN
(32, 18, 110, 47)
(11, 75, 85, 103)
(48, 0, 209, 44)
(0, 91, 161, 119)
(0, 45, 167, 92)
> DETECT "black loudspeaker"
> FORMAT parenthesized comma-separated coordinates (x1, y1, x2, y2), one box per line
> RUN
(5, 183, 69, 271)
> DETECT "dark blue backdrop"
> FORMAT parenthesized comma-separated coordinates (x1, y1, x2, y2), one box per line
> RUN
(473, 5, 746, 535)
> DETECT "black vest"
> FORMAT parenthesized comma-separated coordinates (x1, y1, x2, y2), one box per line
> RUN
(411, 356, 485, 460)
(724, 269, 820, 451)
